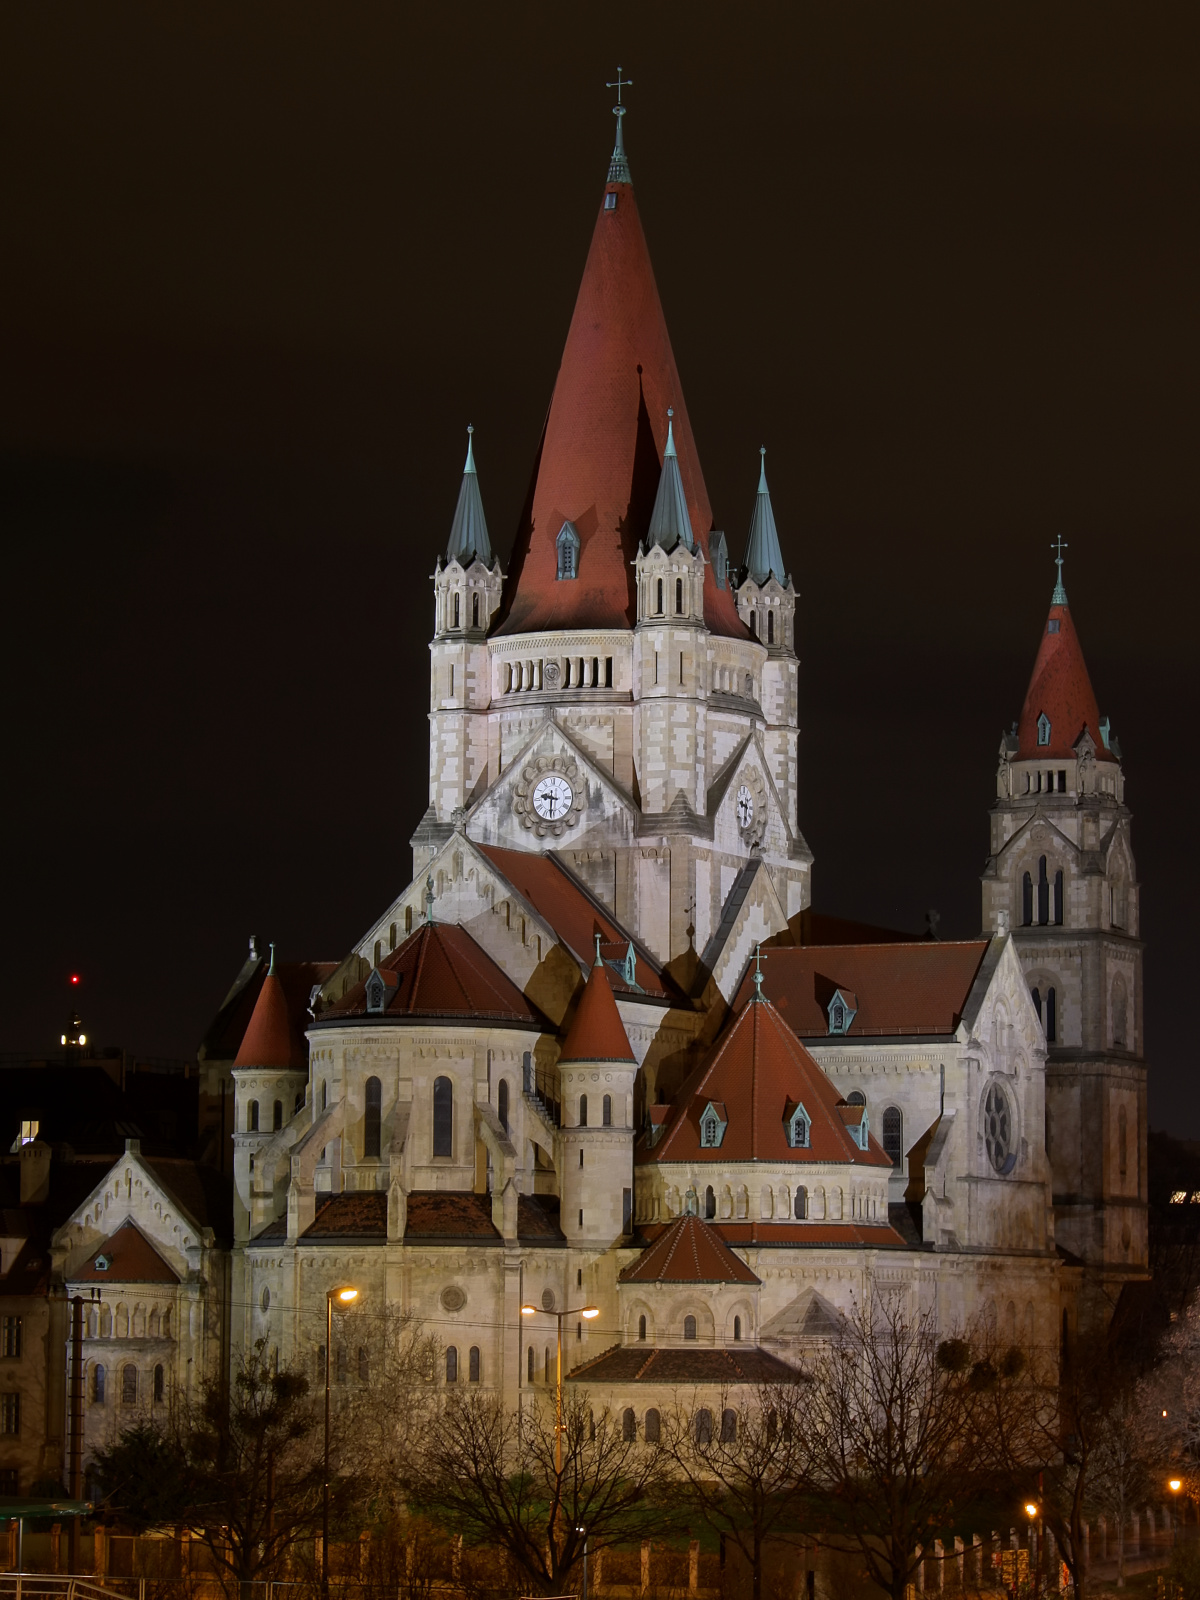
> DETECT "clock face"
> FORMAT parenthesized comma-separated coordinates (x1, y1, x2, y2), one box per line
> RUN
(736, 784, 755, 829)
(532, 774, 574, 821)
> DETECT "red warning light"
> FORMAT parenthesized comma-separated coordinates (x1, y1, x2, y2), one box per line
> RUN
(70, 974, 80, 986)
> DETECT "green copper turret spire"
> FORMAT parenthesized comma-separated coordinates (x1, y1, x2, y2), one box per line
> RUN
(742, 447, 786, 586)
(646, 409, 694, 553)
(445, 425, 493, 568)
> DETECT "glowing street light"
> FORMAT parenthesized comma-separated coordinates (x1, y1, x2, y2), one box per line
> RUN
(520, 1303, 600, 1482)
(1170, 1478, 1183, 1494)
(323, 1285, 360, 1594)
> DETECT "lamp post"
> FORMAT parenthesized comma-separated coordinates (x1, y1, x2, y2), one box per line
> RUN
(323, 1286, 359, 1597)
(1024, 1498, 1041, 1599)
(520, 1300, 600, 1571)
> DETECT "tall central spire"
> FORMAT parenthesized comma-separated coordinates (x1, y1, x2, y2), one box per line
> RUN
(606, 67, 633, 184)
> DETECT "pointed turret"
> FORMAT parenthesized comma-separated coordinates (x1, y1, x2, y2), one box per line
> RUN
(445, 426, 493, 569)
(646, 410, 694, 553)
(1016, 545, 1114, 763)
(496, 98, 744, 638)
(742, 448, 786, 586)
(234, 943, 305, 1070)
(560, 939, 636, 1064)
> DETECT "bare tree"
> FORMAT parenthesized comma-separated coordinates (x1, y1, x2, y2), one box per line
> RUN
(668, 1383, 807, 1600)
(412, 1386, 675, 1595)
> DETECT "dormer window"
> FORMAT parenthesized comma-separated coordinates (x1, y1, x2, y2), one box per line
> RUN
(784, 1102, 811, 1149)
(365, 968, 400, 1016)
(556, 521, 580, 581)
(826, 988, 858, 1036)
(1037, 713, 1051, 746)
(604, 192, 617, 211)
(19, 1120, 38, 1145)
(94, 1254, 110, 1272)
(698, 1101, 728, 1148)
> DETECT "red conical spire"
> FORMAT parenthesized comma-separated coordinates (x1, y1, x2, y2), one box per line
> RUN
(559, 940, 636, 1064)
(1016, 551, 1113, 762)
(496, 123, 746, 639)
(234, 944, 307, 1069)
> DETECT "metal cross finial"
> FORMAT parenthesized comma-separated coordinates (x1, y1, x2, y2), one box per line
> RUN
(595, 931, 604, 966)
(425, 874, 435, 926)
(607, 67, 633, 113)
(1051, 536, 1068, 605)
(752, 942, 767, 1001)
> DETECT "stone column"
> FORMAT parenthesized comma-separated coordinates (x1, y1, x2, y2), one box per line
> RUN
(930, 1540, 943, 1591)
(689, 1541, 699, 1593)
(953, 1537, 965, 1588)
(972, 1534, 983, 1586)
(913, 1546, 924, 1593)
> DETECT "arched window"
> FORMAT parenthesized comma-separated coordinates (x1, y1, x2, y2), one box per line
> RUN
(1046, 986, 1057, 1045)
(93, 1364, 106, 1403)
(364, 1076, 382, 1159)
(676, 577, 684, 614)
(405, 906, 413, 934)
(121, 1365, 137, 1405)
(638, 1315, 647, 1342)
(1037, 857, 1050, 925)
(602, 1094, 612, 1126)
(733, 1316, 742, 1342)
(247, 1101, 259, 1133)
(527, 1346, 534, 1383)
(1054, 870, 1064, 925)
(161, 1309, 170, 1340)
(468, 1347, 480, 1383)
(373, 940, 382, 967)
(623, 1407, 637, 1442)
(656, 578, 663, 615)
(882, 1106, 903, 1168)
(579, 1094, 588, 1127)
(794, 1186, 807, 1219)
(472, 593, 480, 629)
(1031, 986, 1042, 1021)
(497, 1079, 509, 1133)
(545, 1348, 552, 1383)
(273, 1099, 283, 1131)
(1022, 871, 1033, 926)
(453, 592, 460, 628)
(847, 1091, 866, 1107)
(321, 1081, 328, 1112)
(1119, 1105, 1128, 1177)
(767, 610, 774, 645)
(446, 1347, 458, 1384)
(721, 1409, 737, 1443)
(702, 1185, 715, 1219)
(645, 1408, 661, 1444)
(100, 1306, 111, 1338)
(389, 922, 397, 950)
(433, 1076, 453, 1157)
(694, 1408, 712, 1445)
(153, 1364, 164, 1403)
(295, 1091, 304, 1114)
(683, 1315, 697, 1341)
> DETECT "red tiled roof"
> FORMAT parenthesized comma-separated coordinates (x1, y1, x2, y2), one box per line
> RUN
(204, 958, 336, 1065)
(793, 909, 917, 946)
(301, 1193, 387, 1239)
(299, 1190, 565, 1246)
(736, 942, 989, 1038)
(568, 1344, 800, 1385)
(478, 846, 673, 999)
(322, 921, 545, 1027)
(642, 998, 892, 1169)
(494, 168, 745, 641)
(1017, 601, 1114, 762)
(620, 1214, 759, 1285)
(560, 955, 636, 1064)
(235, 969, 306, 1070)
(637, 1219, 909, 1249)
(73, 1221, 179, 1284)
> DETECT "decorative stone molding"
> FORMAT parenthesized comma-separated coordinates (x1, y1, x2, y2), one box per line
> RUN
(511, 752, 585, 838)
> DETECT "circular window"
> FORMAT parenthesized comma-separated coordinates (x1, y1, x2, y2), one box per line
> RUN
(440, 1285, 466, 1313)
(541, 1288, 556, 1311)
(260, 1287, 270, 1313)
(984, 1084, 1014, 1173)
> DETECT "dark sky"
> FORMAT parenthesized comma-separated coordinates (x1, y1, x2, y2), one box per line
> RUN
(2, 5, 1197, 1129)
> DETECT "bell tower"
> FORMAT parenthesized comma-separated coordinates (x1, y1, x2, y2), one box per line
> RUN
(981, 545, 1146, 1324)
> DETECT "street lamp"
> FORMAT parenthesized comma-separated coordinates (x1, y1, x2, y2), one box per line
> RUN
(323, 1286, 359, 1596)
(1024, 1498, 1042, 1599)
(519, 1302, 600, 1481)
(1170, 1478, 1183, 1494)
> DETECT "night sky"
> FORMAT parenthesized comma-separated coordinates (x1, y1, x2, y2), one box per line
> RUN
(3, 7, 1197, 1129)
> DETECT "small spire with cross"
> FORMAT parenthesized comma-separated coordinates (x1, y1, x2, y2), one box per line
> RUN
(425, 874, 436, 926)
(594, 931, 604, 967)
(1051, 535, 1068, 606)
(751, 942, 768, 1002)
(606, 67, 633, 185)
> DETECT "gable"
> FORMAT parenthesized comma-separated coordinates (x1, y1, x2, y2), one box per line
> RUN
(54, 1149, 216, 1280)
(467, 722, 639, 855)
(74, 1221, 179, 1284)
(707, 734, 794, 860)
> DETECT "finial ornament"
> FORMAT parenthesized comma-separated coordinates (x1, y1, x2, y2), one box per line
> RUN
(1051, 535, 1068, 605)
(425, 874, 436, 926)
(594, 932, 604, 966)
(758, 445, 768, 494)
(268, 941, 276, 976)
(464, 424, 476, 475)
(664, 407, 677, 459)
(606, 67, 633, 184)
(751, 942, 767, 1002)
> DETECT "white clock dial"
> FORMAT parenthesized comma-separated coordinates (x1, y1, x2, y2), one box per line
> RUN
(532, 774, 573, 821)
(736, 784, 755, 829)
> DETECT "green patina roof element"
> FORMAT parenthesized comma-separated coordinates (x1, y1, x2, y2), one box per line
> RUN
(647, 410, 694, 554)
(446, 425, 493, 569)
(742, 446, 787, 587)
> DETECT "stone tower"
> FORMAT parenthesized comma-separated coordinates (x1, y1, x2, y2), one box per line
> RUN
(981, 548, 1147, 1323)
(411, 102, 812, 974)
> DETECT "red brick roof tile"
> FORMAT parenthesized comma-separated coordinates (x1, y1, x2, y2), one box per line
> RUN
(1017, 602, 1114, 762)
(620, 1214, 759, 1285)
(495, 170, 745, 641)
(298, 1190, 566, 1246)
(74, 1221, 179, 1283)
(568, 1344, 800, 1385)
(736, 943, 989, 1038)
(560, 953, 636, 1064)
(643, 998, 892, 1169)
(637, 1219, 909, 1249)
(235, 970, 306, 1070)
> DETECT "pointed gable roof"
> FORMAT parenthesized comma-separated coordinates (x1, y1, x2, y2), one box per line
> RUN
(642, 995, 891, 1168)
(619, 1214, 759, 1285)
(74, 1221, 180, 1284)
(320, 921, 545, 1028)
(495, 133, 745, 639)
(742, 448, 787, 586)
(234, 951, 307, 1070)
(559, 946, 636, 1064)
(1017, 595, 1113, 762)
(446, 426, 493, 568)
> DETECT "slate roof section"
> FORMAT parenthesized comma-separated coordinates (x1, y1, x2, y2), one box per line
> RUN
(559, 952, 636, 1064)
(74, 1221, 179, 1284)
(298, 1190, 566, 1246)
(494, 137, 745, 641)
(568, 1344, 801, 1385)
(620, 1214, 759, 1285)
(640, 997, 892, 1170)
(478, 846, 676, 1000)
(1016, 599, 1114, 763)
(320, 922, 546, 1028)
(736, 942, 990, 1039)
(142, 1160, 234, 1245)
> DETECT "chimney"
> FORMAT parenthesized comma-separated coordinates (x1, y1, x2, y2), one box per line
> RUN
(20, 1139, 51, 1205)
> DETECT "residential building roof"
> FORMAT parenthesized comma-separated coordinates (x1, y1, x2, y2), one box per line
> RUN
(619, 1214, 759, 1285)
(72, 1221, 179, 1284)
